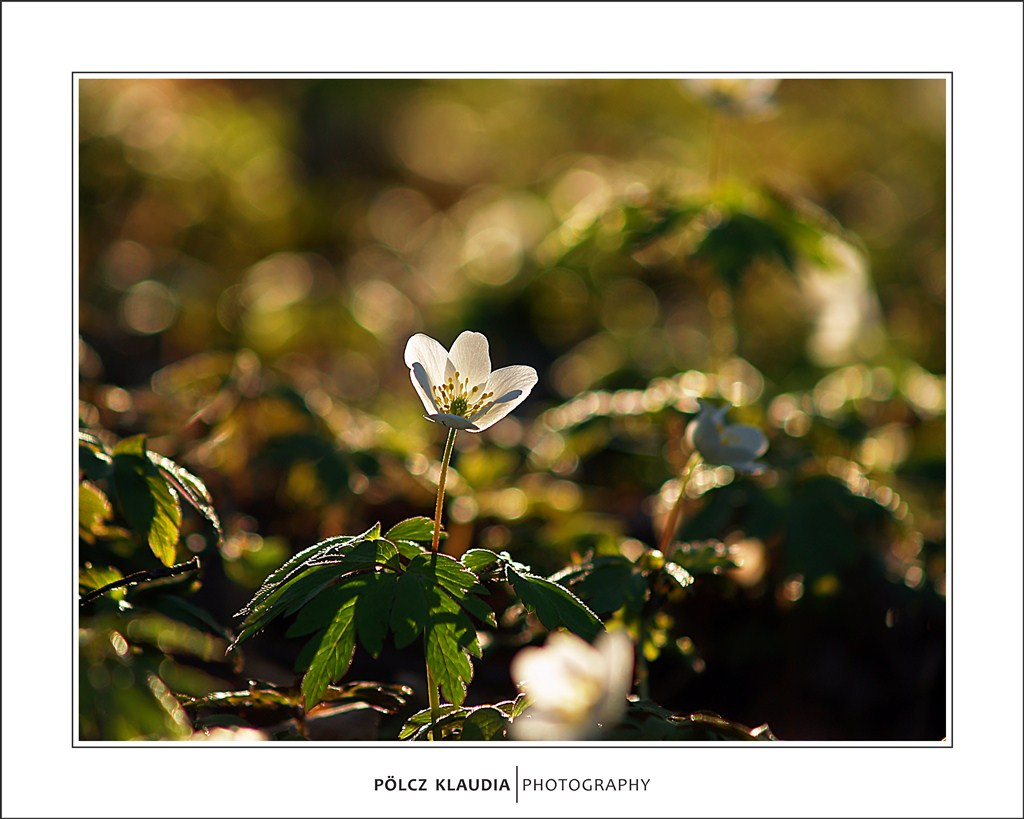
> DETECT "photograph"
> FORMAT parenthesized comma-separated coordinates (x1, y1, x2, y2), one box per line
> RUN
(76, 75, 948, 745)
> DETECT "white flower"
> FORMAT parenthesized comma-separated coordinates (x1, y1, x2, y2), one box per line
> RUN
(509, 630, 633, 741)
(686, 399, 769, 474)
(189, 726, 268, 742)
(404, 331, 538, 432)
(681, 78, 781, 117)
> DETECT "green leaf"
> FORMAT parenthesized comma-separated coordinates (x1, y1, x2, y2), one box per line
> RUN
(460, 707, 507, 741)
(407, 552, 485, 599)
(78, 430, 113, 480)
(236, 564, 347, 644)
(78, 565, 124, 600)
(389, 572, 433, 649)
(385, 516, 442, 543)
(408, 552, 495, 628)
(426, 611, 476, 706)
(460, 548, 503, 576)
(79, 481, 113, 542)
(507, 566, 603, 640)
(301, 581, 365, 709)
(572, 556, 647, 613)
(148, 452, 222, 540)
(237, 524, 385, 619)
(398, 705, 468, 740)
(457, 592, 497, 628)
(392, 539, 429, 561)
(355, 571, 399, 657)
(112, 438, 182, 567)
(496, 693, 529, 719)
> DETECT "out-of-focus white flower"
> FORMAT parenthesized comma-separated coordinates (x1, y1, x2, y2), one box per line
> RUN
(189, 726, 268, 742)
(509, 630, 633, 741)
(681, 78, 781, 117)
(799, 235, 885, 367)
(686, 399, 768, 474)
(404, 331, 538, 432)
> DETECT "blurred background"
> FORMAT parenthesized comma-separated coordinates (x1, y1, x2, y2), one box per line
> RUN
(78, 77, 946, 740)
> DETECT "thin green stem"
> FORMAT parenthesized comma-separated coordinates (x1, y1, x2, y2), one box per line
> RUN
(657, 451, 701, 555)
(426, 427, 457, 741)
(432, 427, 457, 553)
(426, 632, 442, 742)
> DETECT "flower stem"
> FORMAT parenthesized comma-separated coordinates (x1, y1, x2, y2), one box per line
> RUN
(425, 632, 442, 742)
(657, 450, 701, 555)
(432, 427, 457, 553)
(426, 427, 457, 741)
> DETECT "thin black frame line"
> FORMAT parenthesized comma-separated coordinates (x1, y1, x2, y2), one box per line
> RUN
(70, 73, 950, 753)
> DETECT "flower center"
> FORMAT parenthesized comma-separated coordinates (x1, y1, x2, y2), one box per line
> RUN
(432, 370, 495, 419)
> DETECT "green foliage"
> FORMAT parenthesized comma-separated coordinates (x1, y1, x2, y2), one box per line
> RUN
(398, 695, 527, 741)
(609, 699, 777, 741)
(112, 436, 183, 567)
(183, 680, 412, 734)
(233, 519, 495, 709)
(75, 79, 946, 742)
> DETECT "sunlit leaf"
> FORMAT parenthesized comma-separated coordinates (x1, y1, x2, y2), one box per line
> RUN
(459, 706, 507, 741)
(398, 705, 468, 741)
(506, 566, 603, 640)
(301, 580, 367, 708)
(148, 452, 222, 540)
(112, 437, 182, 567)
(79, 481, 113, 543)
(385, 516, 441, 543)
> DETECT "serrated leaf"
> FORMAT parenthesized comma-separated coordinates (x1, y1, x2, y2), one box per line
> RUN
(389, 572, 433, 649)
(573, 556, 647, 613)
(407, 552, 485, 599)
(238, 524, 387, 619)
(112, 440, 182, 567)
(461, 548, 529, 582)
(286, 583, 353, 638)
(457, 592, 497, 628)
(505, 693, 530, 718)
(392, 539, 429, 561)
(460, 548, 503, 575)
(148, 452, 222, 540)
(426, 616, 475, 706)
(301, 584, 363, 709)
(355, 571, 399, 657)
(79, 481, 113, 543)
(507, 566, 603, 640)
(78, 565, 124, 600)
(460, 707, 507, 741)
(385, 516, 442, 543)
(408, 552, 495, 629)
(398, 704, 467, 740)
(235, 564, 346, 644)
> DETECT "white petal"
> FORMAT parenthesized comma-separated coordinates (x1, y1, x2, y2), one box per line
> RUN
(446, 331, 492, 388)
(409, 363, 438, 415)
(722, 424, 768, 457)
(686, 414, 721, 455)
(468, 365, 538, 431)
(404, 333, 449, 388)
(425, 413, 480, 430)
